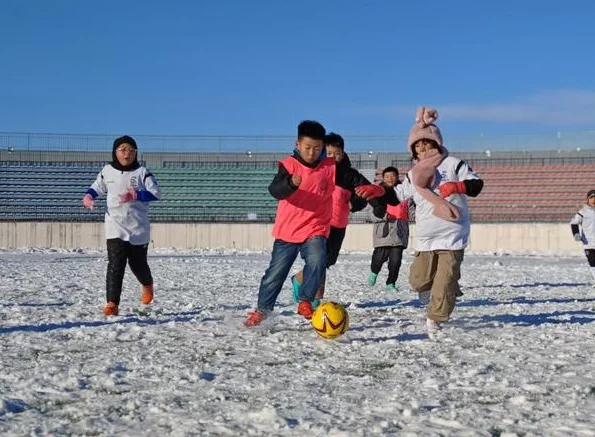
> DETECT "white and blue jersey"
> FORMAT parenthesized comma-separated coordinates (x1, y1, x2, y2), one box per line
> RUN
(87, 165, 160, 245)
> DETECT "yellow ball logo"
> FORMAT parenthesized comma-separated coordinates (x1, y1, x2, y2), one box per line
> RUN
(311, 302, 349, 339)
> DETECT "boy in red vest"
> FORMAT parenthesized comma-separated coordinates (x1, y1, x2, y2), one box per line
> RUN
(289, 133, 396, 307)
(245, 122, 387, 327)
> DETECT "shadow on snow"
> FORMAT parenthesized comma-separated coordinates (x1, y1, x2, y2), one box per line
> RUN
(0, 309, 203, 335)
(463, 309, 595, 327)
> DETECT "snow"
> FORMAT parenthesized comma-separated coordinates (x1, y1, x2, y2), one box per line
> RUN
(1, 249, 595, 436)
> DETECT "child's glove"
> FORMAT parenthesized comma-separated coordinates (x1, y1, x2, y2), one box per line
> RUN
(119, 188, 137, 204)
(439, 181, 466, 198)
(574, 233, 582, 241)
(82, 194, 94, 210)
(355, 184, 385, 200)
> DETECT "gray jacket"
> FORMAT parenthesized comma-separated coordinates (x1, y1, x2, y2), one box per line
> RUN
(368, 205, 409, 248)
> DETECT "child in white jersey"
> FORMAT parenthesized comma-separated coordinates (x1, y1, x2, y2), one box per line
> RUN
(399, 108, 484, 334)
(570, 190, 595, 286)
(82, 135, 161, 316)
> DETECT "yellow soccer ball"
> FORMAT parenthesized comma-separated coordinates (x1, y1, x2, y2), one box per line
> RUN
(311, 301, 349, 339)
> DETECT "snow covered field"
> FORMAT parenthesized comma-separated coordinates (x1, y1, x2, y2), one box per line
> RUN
(1, 248, 595, 437)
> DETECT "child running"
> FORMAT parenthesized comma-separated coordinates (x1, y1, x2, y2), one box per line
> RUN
(367, 166, 410, 291)
(289, 133, 397, 307)
(245, 123, 390, 326)
(82, 135, 161, 316)
(570, 190, 595, 287)
(395, 108, 483, 334)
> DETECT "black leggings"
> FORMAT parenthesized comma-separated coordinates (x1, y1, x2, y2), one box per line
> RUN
(326, 226, 347, 268)
(371, 246, 405, 285)
(585, 249, 595, 267)
(106, 238, 153, 304)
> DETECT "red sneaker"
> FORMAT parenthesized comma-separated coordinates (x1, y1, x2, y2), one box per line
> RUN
(244, 310, 266, 327)
(141, 284, 154, 305)
(297, 301, 314, 319)
(103, 301, 118, 316)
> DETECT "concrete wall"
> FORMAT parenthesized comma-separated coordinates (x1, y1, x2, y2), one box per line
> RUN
(0, 222, 580, 255)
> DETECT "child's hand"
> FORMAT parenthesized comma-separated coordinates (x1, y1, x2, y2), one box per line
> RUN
(82, 194, 94, 210)
(291, 174, 302, 187)
(119, 188, 137, 204)
(574, 233, 582, 242)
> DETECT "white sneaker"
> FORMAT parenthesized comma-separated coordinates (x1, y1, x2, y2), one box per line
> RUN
(419, 290, 430, 306)
(426, 317, 442, 334)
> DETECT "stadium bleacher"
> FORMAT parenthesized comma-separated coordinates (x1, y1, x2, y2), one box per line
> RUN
(1, 159, 594, 223)
(374, 164, 595, 223)
(0, 162, 279, 222)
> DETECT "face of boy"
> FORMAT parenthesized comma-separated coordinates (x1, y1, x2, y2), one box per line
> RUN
(383, 171, 398, 187)
(588, 196, 595, 207)
(296, 137, 324, 164)
(326, 145, 344, 163)
(115, 143, 137, 166)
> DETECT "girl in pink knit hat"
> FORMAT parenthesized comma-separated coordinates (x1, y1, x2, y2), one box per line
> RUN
(399, 107, 484, 336)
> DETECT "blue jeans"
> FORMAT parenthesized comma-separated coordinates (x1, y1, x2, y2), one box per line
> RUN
(257, 236, 327, 311)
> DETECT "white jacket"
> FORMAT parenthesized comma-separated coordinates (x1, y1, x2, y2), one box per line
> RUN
(401, 156, 480, 251)
(570, 205, 595, 249)
(89, 165, 161, 245)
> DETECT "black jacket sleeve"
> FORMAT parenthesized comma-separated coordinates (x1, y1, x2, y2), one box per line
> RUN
(367, 182, 399, 207)
(350, 195, 368, 212)
(571, 224, 580, 236)
(336, 166, 370, 192)
(268, 163, 298, 200)
(371, 202, 387, 219)
(337, 167, 399, 210)
(463, 179, 484, 197)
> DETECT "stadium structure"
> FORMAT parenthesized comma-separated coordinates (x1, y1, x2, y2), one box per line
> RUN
(1, 131, 595, 225)
(1, 131, 595, 254)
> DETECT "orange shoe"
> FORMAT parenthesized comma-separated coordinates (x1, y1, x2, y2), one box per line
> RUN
(103, 301, 118, 316)
(297, 301, 314, 319)
(141, 284, 154, 305)
(244, 310, 266, 327)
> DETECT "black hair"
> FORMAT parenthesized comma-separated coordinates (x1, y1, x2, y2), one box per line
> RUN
(113, 135, 138, 151)
(297, 120, 326, 140)
(382, 166, 399, 177)
(324, 132, 344, 149)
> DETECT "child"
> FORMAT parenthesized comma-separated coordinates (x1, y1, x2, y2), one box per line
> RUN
(570, 190, 595, 286)
(367, 166, 410, 291)
(289, 133, 397, 307)
(397, 107, 483, 334)
(82, 135, 161, 316)
(245, 122, 388, 327)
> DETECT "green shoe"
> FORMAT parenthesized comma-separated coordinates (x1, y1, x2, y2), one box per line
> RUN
(312, 299, 321, 310)
(367, 272, 378, 286)
(386, 283, 399, 292)
(291, 275, 301, 303)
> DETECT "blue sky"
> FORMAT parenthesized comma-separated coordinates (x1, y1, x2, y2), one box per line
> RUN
(2, 0, 595, 143)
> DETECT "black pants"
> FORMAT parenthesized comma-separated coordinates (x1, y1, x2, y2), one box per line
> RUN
(327, 226, 347, 268)
(106, 238, 153, 304)
(585, 249, 595, 267)
(371, 246, 404, 285)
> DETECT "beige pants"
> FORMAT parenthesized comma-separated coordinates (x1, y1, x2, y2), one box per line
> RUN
(408, 250, 465, 322)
